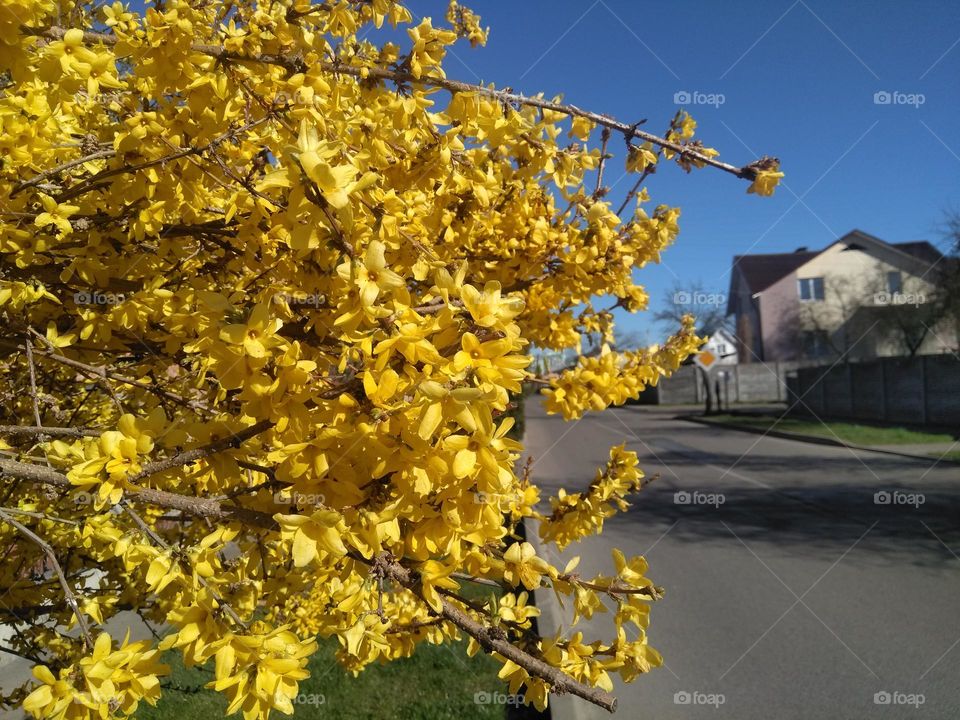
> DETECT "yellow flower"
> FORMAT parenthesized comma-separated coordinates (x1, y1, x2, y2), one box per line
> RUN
(24, 632, 169, 719)
(497, 591, 540, 625)
(748, 166, 785, 196)
(502, 541, 550, 590)
(293, 120, 377, 208)
(219, 304, 284, 359)
(337, 240, 405, 308)
(76, 53, 124, 96)
(442, 415, 518, 481)
(34, 194, 79, 237)
(418, 558, 460, 612)
(460, 281, 524, 327)
(275, 509, 348, 566)
(44, 27, 96, 73)
(209, 629, 316, 719)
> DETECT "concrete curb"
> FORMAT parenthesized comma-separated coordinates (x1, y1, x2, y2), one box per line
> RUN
(680, 415, 960, 465)
(522, 516, 581, 720)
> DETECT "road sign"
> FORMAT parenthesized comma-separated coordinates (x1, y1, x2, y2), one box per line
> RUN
(694, 349, 717, 370)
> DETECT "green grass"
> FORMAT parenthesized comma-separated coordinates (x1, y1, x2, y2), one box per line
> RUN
(138, 633, 506, 720)
(705, 414, 955, 446)
(931, 449, 960, 461)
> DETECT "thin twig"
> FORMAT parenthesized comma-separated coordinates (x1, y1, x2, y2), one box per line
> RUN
(0, 508, 93, 649)
(24, 342, 44, 431)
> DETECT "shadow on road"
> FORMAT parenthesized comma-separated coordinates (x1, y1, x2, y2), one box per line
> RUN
(598, 483, 960, 569)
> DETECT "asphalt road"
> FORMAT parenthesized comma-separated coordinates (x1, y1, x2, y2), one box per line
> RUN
(523, 401, 960, 720)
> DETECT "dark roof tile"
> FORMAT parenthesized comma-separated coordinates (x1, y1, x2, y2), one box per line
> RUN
(732, 252, 819, 293)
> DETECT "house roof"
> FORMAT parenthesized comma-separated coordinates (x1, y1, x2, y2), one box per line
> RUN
(891, 241, 943, 266)
(731, 251, 820, 294)
(726, 230, 945, 317)
(732, 233, 944, 297)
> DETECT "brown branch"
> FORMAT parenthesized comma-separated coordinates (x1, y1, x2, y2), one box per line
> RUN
(125, 419, 274, 485)
(53, 117, 272, 203)
(11, 148, 116, 197)
(28, 339, 210, 414)
(380, 555, 618, 712)
(0, 425, 102, 439)
(593, 127, 611, 198)
(0, 457, 277, 529)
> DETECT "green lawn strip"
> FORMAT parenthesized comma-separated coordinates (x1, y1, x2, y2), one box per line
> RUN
(930, 449, 960, 461)
(705, 414, 954, 446)
(138, 587, 510, 720)
(137, 637, 504, 720)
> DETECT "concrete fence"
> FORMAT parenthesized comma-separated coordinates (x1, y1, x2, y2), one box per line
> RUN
(785, 354, 960, 427)
(641, 361, 801, 405)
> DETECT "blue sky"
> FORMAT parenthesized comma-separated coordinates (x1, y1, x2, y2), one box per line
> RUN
(399, 0, 960, 341)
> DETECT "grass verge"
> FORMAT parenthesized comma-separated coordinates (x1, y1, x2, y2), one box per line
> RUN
(704, 414, 954, 446)
(138, 630, 505, 720)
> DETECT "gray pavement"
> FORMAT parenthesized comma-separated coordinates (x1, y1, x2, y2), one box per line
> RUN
(524, 401, 960, 720)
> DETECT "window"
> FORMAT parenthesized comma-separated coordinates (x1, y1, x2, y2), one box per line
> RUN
(715, 343, 727, 355)
(887, 271, 902, 294)
(798, 277, 825, 301)
(800, 330, 830, 358)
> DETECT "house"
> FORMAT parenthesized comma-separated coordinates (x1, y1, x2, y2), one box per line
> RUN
(702, 327, 739, 365)
(727, 230, 956, 362)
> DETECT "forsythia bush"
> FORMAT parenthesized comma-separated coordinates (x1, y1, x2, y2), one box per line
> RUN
(0, 1, 782, 717)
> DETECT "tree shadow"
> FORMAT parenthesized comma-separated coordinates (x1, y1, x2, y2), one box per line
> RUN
(598, 482, 960, 570)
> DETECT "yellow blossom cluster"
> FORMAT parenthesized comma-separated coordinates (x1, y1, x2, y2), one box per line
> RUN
(540, 445, 647, 549)
(0, 1, 780, 717)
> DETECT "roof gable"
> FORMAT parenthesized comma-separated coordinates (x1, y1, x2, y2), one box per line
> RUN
(732, 251, 820, 294)
(730, 230, 945, 301)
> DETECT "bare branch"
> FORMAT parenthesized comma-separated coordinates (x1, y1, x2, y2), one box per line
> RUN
(0, 508, 93, 649)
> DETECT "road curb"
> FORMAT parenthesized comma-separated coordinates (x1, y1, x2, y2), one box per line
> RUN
(522, 516, 587, 720)
(679, 415, 960, 465)
(509, 516, 553, 720)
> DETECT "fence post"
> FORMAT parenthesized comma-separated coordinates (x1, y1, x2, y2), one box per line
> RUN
(846, 362, 853, 419)
(920, 356, 928, 425)
(880, 359, 887, 422)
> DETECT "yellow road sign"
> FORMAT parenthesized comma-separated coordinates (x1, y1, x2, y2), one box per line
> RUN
(694, 349, 717, 370)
